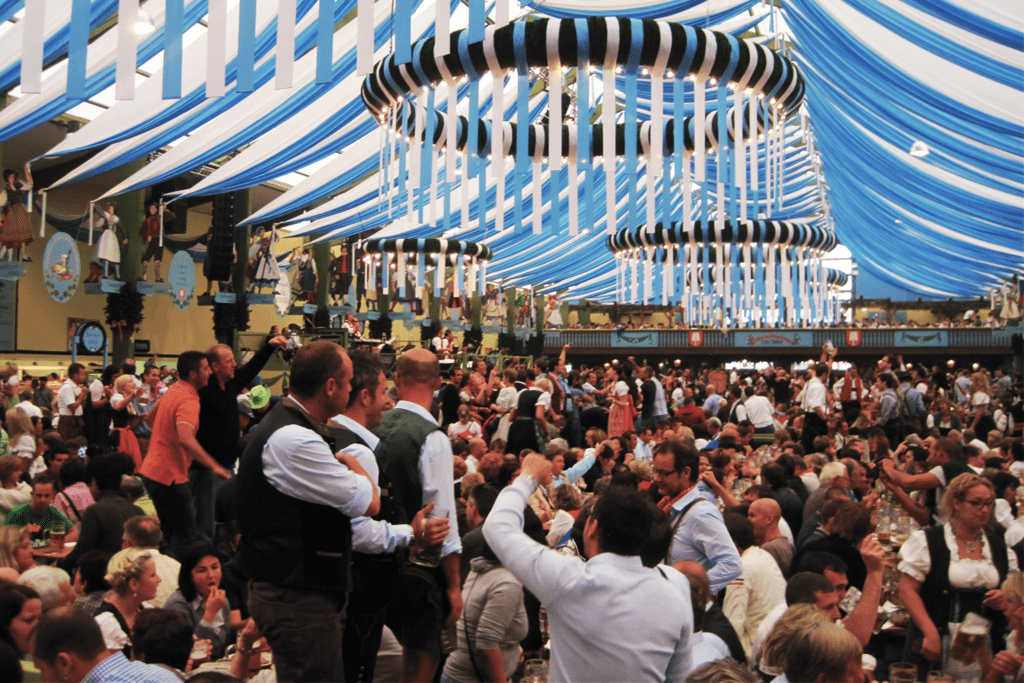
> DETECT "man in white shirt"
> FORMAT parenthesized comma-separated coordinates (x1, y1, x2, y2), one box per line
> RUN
(16, 390, 42, 420)
(799, 363, 830, 455)
(122, 516, 179, 608)
(328, 351, 446, 683)
(56, 363, 89, 440)
(484, 454, 694, 682)
(742, 386, 775, 434)
(722, 514, 786, 657)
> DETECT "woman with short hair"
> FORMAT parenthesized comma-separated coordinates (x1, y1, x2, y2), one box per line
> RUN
(785, 620, 864, 683)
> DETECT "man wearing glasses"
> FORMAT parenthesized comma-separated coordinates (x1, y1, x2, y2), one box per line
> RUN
(652, 440, 743, 593)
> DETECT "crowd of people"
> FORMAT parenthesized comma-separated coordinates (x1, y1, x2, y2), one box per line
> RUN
(0, 337, 1020, 683)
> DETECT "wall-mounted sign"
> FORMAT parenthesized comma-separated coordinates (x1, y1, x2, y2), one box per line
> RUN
(43, 232, 81, 302)
(167, 251, 196, 310)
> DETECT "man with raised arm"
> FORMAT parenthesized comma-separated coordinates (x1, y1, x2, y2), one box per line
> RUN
(484, 453, 694, 682)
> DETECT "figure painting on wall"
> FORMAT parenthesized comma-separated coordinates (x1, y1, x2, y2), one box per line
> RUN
(0, 165, 33, 262)
(328, 242, 352, 306)
(290, 247, 318, 304)
(247, 226, 282, 293)
(85, 204, 126, 282)
(139, 202, 175, 282)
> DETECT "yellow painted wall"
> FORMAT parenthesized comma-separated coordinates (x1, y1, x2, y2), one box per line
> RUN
(6, 194, 314, 366)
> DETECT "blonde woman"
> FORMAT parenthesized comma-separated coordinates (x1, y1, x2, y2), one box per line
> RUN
(899, 473, 1016, 665)
(4, 409, 34, 462)
(784, 620, 864, 683)
(0, 526, 36, 574)
(0, 455, 30, 523)
(95, 548, 162, 656)
(985, 572, 1024, 682)
(758, 603, 829, 678)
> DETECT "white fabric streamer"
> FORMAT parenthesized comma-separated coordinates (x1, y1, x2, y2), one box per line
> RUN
(21, 0, 46, 94)
(275, 0, 296, 89)
(115, 0, 139, 100)
(206, 0, 227, 97)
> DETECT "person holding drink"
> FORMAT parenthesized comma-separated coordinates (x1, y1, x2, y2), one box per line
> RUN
(898, 473, 1016, 674)
(375, 348, 463, 683)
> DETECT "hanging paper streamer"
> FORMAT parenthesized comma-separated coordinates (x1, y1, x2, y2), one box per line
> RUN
(88, 201, 95, 246)
(206, 0, 228, 97)
(20, 0, 45, 94)
(66, 0, 91, 101)
(163, 0, 184, 99)
(602, 18, 618, 234)
(395, 0, 412, 65)
(435, 0, 450, 58)
(276, 0, 297, 89)
(357, 0, 374, 76)
(115, 0, 138, 100)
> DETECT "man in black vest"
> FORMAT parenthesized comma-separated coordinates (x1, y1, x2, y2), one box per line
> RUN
(328, 351, 448, 683)
(236, 340, 379, 682)
(376, 348, 462, 683)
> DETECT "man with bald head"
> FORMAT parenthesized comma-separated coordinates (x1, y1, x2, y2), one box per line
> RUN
(465, 437, 487, 473)
(375, 348, 463, 682)
(193, 334, 287, 540)
(749, 498, 793, 577)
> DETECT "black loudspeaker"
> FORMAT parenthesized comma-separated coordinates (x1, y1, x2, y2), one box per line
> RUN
(207, 194, 235, 282)
(151, 178, 189, 234)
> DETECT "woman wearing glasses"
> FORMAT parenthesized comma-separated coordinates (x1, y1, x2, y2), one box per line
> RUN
(898, 473, 1016, 672)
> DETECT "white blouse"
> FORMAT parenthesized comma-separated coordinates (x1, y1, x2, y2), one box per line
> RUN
(898, 524, 1017, 589)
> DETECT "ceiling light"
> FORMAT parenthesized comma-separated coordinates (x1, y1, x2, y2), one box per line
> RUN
(133, 9, 156, 36)
(909, 141, 930, 157)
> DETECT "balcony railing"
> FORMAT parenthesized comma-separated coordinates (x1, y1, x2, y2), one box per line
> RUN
(542, 325, 1022, 351)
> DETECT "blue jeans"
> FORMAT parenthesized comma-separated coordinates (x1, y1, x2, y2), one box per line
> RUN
(140, 476, 198, 561)
(249, 581, 347, 682)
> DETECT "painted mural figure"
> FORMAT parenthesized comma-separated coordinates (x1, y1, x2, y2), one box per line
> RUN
(0, 165, 33, 262)
(139, 203, 176, 282)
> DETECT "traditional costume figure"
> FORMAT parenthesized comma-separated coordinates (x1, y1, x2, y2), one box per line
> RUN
(0, 165, 33, 261)
(93, 204, 125, 280)
(545, 294, 563, 329)
(248, 226, 282, 293)
(329, 243, 352, 305)
(139, 203, 175, 282)
(291, 248, 318, 304)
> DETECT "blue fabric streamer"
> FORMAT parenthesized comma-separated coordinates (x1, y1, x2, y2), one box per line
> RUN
(65, 0, 91, 102)
(163, 0, 184, 99)
(316, 0, 334, 84)
(396, 0, 412, 64)
(237, 0, 258, 92)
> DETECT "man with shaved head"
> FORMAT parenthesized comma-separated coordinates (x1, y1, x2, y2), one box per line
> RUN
(193, 333, 287, 540)
(748, 498, 793, 577)
(375, 348, 463, 682)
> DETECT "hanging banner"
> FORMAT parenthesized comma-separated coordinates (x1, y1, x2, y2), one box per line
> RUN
(735, 330, 814, 347)
(43, 232, 82, 303)
(167, 250, 196, 310)
(610, 331, 660, 348)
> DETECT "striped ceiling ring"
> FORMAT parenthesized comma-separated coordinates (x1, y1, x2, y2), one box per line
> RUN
(360, 17, 804, 156)
(605, 220, 839, 253)
(361, 237, 494, 261)
(389, 109, 768, 157)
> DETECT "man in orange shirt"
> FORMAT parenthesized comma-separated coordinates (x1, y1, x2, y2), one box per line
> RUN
(139, 351, 231, 559)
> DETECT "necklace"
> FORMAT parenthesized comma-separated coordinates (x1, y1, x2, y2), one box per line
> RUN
(953, 527, 982, 554)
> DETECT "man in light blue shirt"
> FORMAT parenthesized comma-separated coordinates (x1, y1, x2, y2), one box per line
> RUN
(34, 606, 182, 683)
(654, 441, 743, 593)
(484, 454, 694, 683)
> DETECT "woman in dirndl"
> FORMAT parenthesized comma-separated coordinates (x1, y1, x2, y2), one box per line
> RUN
(0, 165, 33, 262)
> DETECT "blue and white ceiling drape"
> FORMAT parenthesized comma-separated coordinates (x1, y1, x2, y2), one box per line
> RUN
(0, 0, 879, 311)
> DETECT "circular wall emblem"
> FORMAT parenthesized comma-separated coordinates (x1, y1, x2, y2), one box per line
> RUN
(167, 251, 196, 310)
